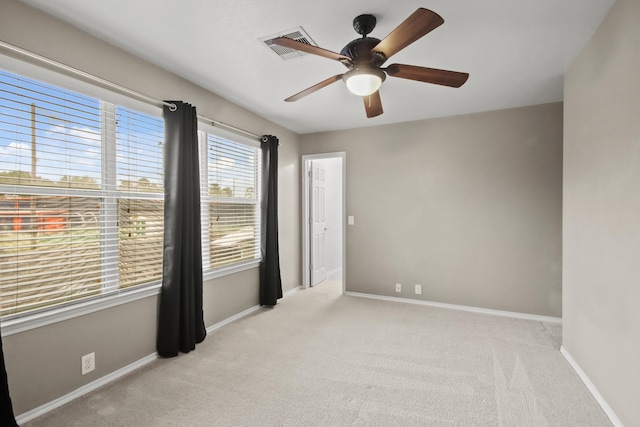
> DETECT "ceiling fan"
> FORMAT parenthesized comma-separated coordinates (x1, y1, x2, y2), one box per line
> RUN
(266, 8, 469, 118)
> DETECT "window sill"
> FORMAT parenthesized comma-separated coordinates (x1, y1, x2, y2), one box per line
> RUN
(1, 285, 161, 337)
(203, 259, 261, 282)
(1, 261, 262, 338)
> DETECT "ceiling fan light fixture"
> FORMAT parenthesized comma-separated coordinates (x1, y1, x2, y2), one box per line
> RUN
(343, 68, 386, 96)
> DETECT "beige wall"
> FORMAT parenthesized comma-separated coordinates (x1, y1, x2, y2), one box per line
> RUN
(0, 0, 300, 415)
(301, 103, 563, 317)
(563, 0, 640, 424)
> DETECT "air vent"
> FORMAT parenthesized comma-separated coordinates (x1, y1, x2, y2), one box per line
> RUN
(259, 27, 318, 61)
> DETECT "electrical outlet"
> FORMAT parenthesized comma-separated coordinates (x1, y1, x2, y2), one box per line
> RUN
(81, 352, 95, 375)
(395, 283, 401, 292)
(415, 284, 422, 295)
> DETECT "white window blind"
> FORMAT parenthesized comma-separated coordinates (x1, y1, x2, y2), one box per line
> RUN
(202, 133, 260, 270)
(115, 106, 164, 289)
(0, 70, 164, 319)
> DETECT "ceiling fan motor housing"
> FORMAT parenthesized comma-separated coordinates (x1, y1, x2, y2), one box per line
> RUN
(340, 37, 386, 70)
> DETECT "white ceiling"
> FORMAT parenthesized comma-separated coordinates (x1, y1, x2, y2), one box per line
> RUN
(20, 0, 614, 134)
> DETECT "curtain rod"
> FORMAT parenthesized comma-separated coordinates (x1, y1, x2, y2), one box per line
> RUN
(0, 40, 262, 141)
(198, 117, 262, 141)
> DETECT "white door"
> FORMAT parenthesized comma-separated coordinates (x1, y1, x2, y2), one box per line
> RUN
(310, 161, 327, 286)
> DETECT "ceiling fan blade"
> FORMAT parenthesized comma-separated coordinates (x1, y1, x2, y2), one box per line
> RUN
(363, 91, 383, 118)
(267, 37, 351, 63)
(373, 8, 444, 60)
(385, 64, 469, 88)
(285, 75, 344, 102)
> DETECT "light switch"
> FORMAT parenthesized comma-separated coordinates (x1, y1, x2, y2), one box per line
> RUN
(348, 216, 354, 225)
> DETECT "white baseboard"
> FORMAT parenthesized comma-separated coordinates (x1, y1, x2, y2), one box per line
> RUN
(560, 347, 623, 427)
(206, 305, 261, 334)
(16, 352, 158, 424)
(283, 285, 302, 298)
(344, 291, 562, 324)
(206, 286, 301, 334)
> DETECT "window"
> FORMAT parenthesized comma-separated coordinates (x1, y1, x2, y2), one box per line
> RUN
(0, 70, 164, 319)
(200, 132, 260, 271)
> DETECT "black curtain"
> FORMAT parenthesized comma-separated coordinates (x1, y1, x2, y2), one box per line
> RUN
(157, 101, 206, 357)
(259, 135, 283, 306)
(0, 330, 18, 426)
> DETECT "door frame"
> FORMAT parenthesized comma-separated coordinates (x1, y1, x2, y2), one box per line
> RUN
(301, 152, 346, 293)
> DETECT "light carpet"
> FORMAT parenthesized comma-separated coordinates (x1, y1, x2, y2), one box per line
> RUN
(24, 281, 610, 426)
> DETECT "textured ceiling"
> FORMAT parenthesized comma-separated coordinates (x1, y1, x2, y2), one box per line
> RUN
(20, 0, 614, 134)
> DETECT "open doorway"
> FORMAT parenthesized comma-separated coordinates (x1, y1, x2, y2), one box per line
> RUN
(302, 152, 346, 293)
